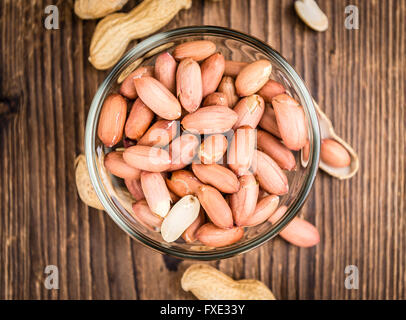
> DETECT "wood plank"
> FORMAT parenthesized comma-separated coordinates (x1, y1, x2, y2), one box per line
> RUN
(0, 0, 404, 300)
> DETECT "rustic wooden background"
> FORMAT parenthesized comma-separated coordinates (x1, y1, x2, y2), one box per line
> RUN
(0, 0, 405, 300)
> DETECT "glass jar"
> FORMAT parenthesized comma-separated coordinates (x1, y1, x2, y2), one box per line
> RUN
(85, 26, 320, 260)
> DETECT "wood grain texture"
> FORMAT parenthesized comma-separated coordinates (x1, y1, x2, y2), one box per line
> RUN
(0, 0, 404, 300)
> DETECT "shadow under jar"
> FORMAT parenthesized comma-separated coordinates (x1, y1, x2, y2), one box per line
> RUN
(85, 26, 320, 260)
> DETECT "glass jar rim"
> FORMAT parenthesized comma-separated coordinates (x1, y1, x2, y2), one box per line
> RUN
(85, 26, 320, 260)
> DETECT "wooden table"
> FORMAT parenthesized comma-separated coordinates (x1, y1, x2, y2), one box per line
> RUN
(0, 0, 405, 300)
